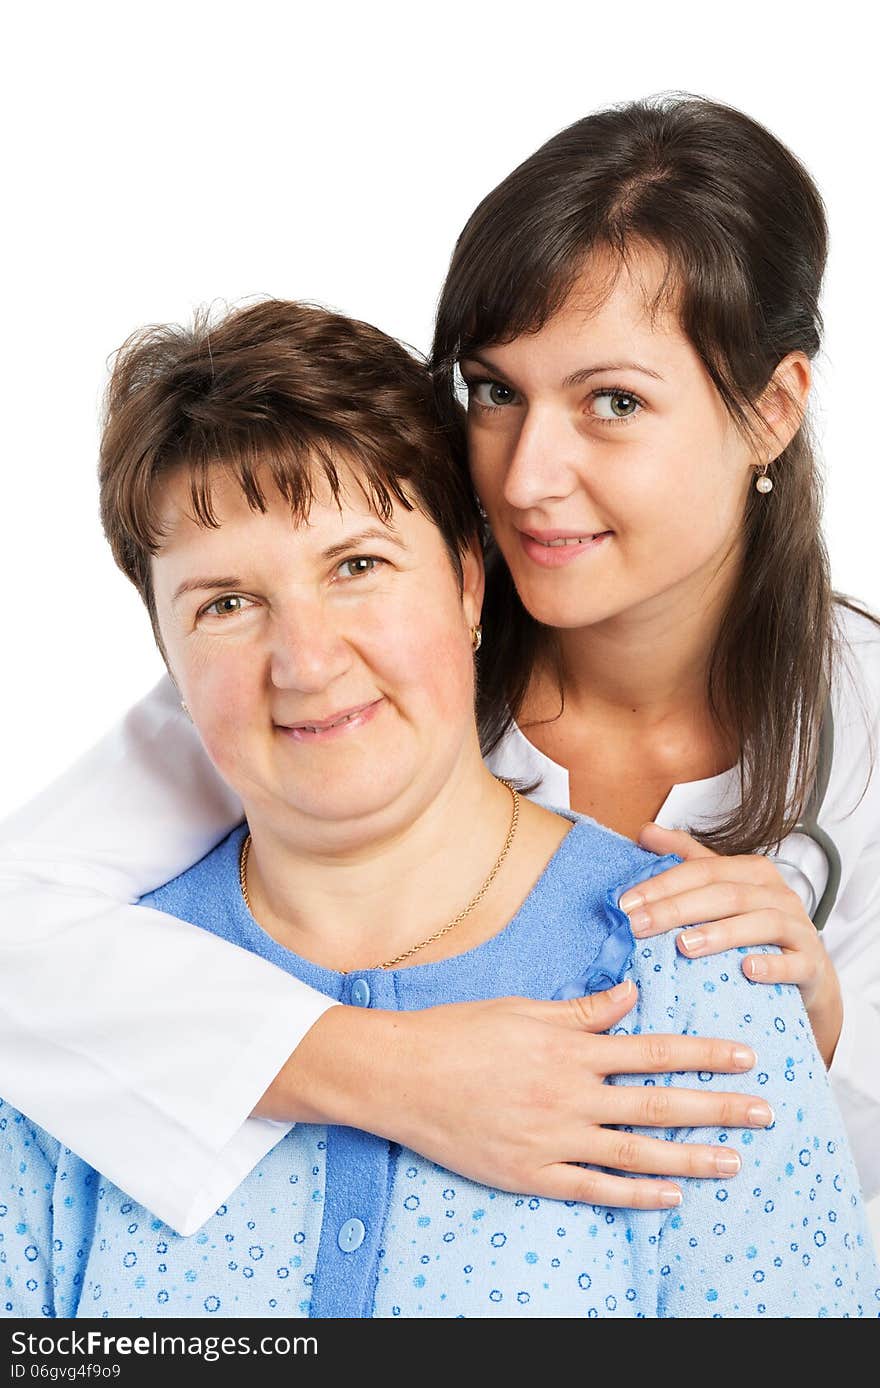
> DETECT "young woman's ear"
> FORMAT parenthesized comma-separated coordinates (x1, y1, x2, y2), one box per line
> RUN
(759, 351, 812, 459)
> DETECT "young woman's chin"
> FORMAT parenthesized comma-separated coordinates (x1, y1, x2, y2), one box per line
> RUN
(501, 564, 631, 631)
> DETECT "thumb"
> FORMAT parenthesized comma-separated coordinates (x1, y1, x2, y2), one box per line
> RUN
(527, 979, 638, 1032)
(637, 821, 717, 860)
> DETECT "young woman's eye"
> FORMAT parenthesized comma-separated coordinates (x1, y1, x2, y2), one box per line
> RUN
(336, 556, 384, 580)
(468, 380, 520, 409)
(591, 389, 644, 422)
(201, 594, 254, 618)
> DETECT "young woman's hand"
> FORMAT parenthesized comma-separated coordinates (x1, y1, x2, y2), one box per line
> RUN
(259, 985, 773, 1211)
(624, 823, 843, 1065)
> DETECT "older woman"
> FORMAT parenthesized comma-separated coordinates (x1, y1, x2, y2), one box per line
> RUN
(2, 300, 876, 1318)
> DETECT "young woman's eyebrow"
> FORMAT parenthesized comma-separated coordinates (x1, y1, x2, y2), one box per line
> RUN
(458, 352, 515, 384)
(562, 361, 665, 387)
(459, 351, 663, 389)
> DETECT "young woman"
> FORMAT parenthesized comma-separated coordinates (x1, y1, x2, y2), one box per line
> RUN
(3, 299, 875, 1319)
(1, 95, 877, 1236)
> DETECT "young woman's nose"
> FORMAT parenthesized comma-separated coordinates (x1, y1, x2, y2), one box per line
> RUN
(268, 604, 352, 693)
(501, 405, 583, 511)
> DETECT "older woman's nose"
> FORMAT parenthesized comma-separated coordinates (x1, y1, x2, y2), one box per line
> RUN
(501, 406, 583, 511)
(268, 607, 352, 692)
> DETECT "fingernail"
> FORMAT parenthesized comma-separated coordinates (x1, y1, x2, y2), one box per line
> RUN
(678, 930, 705, 955)
(732, 1045, 756, 1069)
(659, 1188, 682, 1207)
(746, 957, 768, 980)
(715, 1153, 741, 1175)
(619, 891, 644, 912)
(747, 1104, 774, 1127)
(609, 980, 634, 999)
(628, 909, 652, 935)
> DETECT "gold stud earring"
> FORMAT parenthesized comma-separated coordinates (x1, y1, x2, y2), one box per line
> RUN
(471, 625, 483, 652)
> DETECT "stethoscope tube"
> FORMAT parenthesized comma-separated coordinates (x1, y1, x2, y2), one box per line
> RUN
(792, 696, 841, 932)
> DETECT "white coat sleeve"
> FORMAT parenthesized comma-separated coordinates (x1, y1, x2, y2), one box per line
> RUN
(0, 675, 338, 1235)
(821, 607, 880, 1201)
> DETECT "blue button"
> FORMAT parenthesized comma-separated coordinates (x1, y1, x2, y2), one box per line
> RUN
(338, 1217, 366, 1252)
(350, 978, 371, 1007)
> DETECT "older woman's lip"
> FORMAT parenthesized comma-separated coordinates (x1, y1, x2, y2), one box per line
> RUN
(276, 698, 384, 740)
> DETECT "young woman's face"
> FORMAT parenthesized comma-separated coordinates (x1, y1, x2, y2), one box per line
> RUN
(460, 244, 759, 633)
(151, 464, 483, 844)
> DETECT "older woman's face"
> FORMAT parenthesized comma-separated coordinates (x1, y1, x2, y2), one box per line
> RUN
(151, 463, 483, 843)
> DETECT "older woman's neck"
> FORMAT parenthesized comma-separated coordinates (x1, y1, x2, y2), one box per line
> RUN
(239, 756, 519, 973)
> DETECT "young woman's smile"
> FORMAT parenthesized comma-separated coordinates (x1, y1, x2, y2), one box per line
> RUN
(516, 527, 614, 568)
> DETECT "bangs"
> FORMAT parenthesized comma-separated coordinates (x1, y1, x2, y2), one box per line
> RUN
(118, 420, 416, 557)
(449, 225, 680, 368)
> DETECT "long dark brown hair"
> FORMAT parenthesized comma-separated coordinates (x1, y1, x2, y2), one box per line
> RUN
(431, 93, 876, 855)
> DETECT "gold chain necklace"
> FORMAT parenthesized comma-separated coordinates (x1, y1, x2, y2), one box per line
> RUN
(238, 780, 520, 972)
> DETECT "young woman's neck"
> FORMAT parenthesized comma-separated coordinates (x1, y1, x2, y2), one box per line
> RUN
(554, 561, 738, 726)
(240, 745, 520, 973)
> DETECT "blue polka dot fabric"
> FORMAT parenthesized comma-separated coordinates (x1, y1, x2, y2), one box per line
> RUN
(2, 819, 878, 1317)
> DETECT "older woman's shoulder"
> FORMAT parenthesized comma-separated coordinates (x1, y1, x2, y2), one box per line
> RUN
(138, 823, 248, 922)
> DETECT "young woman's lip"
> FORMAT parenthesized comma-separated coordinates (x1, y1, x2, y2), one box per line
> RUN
(517, 529, 612, 567)
(277, 698, 384, 734)
(519, 528, 612, 543)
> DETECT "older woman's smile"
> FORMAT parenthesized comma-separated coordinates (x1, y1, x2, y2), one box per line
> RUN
(276, 698, 386, 742)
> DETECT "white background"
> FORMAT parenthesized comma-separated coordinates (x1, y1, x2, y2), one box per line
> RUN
(3, 1, 879, 1249)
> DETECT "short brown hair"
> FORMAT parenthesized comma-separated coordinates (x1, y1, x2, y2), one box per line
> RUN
(100, 298, 478, 641)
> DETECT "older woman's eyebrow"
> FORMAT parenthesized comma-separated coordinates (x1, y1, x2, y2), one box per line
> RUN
(170, 527, 408, 605)
(172, 576, 243, 606)
(459, 350, 663, 388)
(321, 525, 408, 562)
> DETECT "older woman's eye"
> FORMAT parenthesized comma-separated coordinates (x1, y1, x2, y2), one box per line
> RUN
(336, 556, 384, 580)
(470, 380, 520, 409)
(591, 389, 643, 421)
(202, 594, 253, 618)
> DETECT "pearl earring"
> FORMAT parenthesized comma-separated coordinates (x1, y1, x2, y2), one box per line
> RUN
(755, 462, 773, 494)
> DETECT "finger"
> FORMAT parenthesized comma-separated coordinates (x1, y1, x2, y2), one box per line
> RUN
(588, 1127, 744, 1180)
(587, 1031, 757, 1076)
(537, 1163, 684, 1210)
(741, 951, 816, 986)
(674, 910, 822, 959)
(628, 885, 797, 939)
(595, 1083, 774, 1131)
(619, 854, 781, 915)
(526, 980, 639, 1033)
(636, 822, 718, 860)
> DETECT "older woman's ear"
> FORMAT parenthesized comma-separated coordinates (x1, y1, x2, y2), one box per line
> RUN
(460, 538, 485, 634)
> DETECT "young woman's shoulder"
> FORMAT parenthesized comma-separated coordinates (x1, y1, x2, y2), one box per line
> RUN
(821, 599, 880, 842)
(833, 597, 880, 661)
(831, 599, 880, 730)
